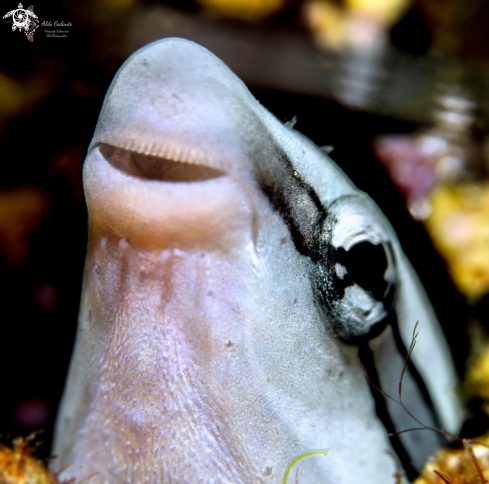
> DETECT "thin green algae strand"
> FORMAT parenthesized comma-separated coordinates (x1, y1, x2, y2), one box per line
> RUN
(282, 449, 329, 484)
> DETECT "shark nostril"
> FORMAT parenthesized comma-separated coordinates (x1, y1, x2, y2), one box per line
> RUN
(99, 143, 226, 182)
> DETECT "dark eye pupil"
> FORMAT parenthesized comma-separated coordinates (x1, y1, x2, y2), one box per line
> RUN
(339, 242, 389, 300)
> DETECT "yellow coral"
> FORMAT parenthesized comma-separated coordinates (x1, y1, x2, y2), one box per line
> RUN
(425, 182, 489, 302)
(195, 0, 286, 20)
(415, 436, 489, 484)
(345, 0, 408, 25)
(466, 343, 489, 406)
(303, 1, 348, 50)
(0, 438, 61, 484)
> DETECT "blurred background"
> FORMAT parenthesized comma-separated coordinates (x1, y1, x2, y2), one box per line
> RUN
(2, 0, 489, 470)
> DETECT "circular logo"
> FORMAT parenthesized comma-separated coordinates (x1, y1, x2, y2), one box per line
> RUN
(3, 3, 39, 42)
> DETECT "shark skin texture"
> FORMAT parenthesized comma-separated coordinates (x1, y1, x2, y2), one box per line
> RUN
(52, 38, 462, 484)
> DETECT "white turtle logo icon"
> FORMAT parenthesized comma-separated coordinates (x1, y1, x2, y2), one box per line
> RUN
(3, 3, 38, 42)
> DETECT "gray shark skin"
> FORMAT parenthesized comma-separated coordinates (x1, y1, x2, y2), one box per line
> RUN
(53, 38, 461, 484)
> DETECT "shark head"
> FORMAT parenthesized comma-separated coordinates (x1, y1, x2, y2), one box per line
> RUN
(53, 38, 461, 484)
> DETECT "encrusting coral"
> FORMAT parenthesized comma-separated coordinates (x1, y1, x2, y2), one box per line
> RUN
(414, 434, 489, 484)
(0, 437, 65, 484)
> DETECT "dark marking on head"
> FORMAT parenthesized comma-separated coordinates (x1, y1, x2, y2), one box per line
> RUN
(257, 147, 326, 260)
(252, 133, 395, 343)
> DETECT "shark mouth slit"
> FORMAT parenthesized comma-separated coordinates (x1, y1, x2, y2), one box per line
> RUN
(99, 143, 226, 182)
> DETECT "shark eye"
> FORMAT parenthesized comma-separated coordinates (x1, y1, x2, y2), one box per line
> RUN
(338, 242, 389, 301)
(317, 195, 397, 342)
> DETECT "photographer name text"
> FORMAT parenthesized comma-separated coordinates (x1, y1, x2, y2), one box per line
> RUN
(41, 21, 72, 27)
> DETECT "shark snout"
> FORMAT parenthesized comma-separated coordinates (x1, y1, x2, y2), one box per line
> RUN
(81, 37, 265, 252)
(89, 38, 260, 180)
